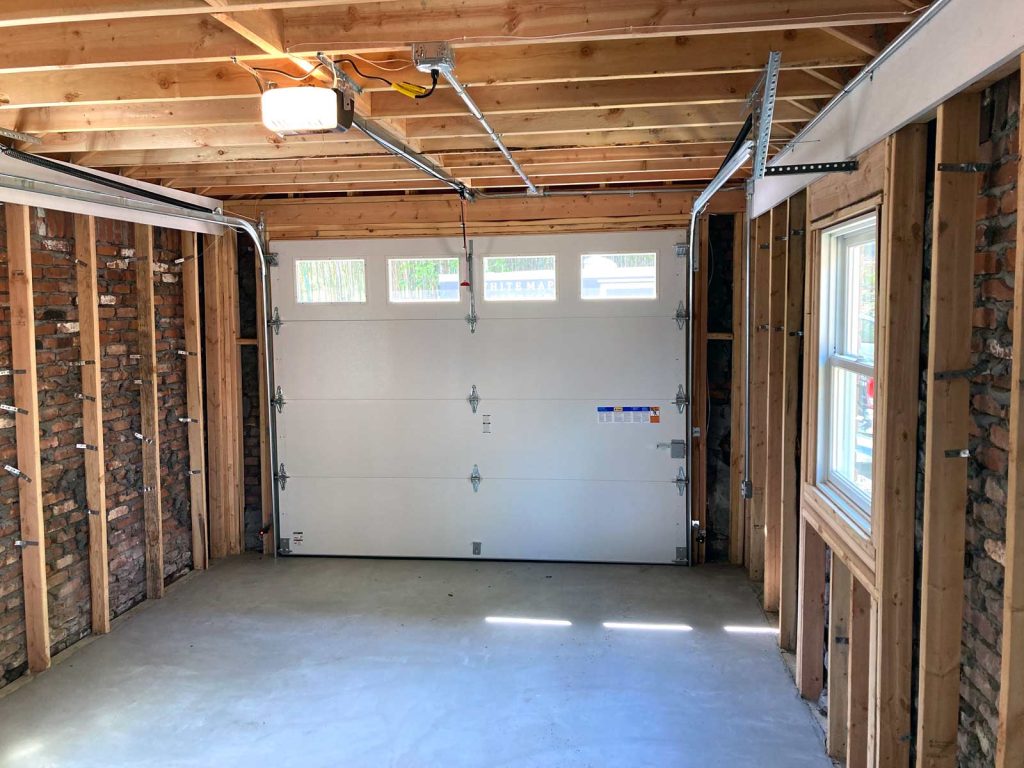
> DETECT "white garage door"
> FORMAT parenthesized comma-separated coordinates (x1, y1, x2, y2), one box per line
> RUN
(270, 230, 691, 564)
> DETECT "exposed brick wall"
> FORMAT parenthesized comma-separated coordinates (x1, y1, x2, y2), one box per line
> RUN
(959, 71, 1019, 765)
(0, 206, 196, 691)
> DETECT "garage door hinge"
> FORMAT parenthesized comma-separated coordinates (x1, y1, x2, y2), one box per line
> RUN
(675, 467, 688, 496)
(467, 384, 481, 414)
(276, 463, 290, 491)
(675, 242, 690, 259)
(465, 309, 478, 334)
(675, 302, 689, 330)
(674, 385, 688, 413)
(271, 386, 286, 413)
(269, 307, 283, 335)
(470, 464, 482, 493)
(266, 251, 279, 267)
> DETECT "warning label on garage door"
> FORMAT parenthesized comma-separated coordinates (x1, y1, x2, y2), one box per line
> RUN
(597, 406, 661, 424)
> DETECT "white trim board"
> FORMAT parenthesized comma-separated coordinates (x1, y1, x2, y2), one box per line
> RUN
(752, 0, 1024, 218)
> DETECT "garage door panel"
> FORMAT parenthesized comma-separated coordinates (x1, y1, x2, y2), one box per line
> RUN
(277, 399, 684, 481)
(271, 231, 690, 564)
(280, 477, 681, 563)
(275, 317, 684, 402)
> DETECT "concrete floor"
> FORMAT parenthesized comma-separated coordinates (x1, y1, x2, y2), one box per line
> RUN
(0, 556, 830, 768)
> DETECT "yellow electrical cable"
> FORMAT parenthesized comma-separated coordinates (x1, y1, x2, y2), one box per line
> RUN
(391, 82, 429, 99)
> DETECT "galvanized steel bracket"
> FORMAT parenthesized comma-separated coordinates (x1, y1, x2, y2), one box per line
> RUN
(470, 464, 482, 493)
(675, 467, 688, 496)
(271, 386, 286, 414)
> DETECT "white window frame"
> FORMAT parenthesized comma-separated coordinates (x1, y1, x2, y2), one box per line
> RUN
(817, 213, 878, 533)
(579, 252, 659, 301)
(294, 258, 367, 304)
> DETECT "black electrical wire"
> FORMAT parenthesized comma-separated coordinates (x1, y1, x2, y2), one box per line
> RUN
(335, 58, 393, 86)
(251, 62, 327, 81)
(0, 145, 217, 214)
(415, 69, 439, 99)
(717, 113, 754, 176)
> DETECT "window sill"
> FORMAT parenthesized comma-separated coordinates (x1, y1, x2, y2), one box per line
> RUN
(802, 484, 877, 593)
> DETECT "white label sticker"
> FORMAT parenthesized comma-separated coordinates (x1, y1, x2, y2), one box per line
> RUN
(597, 406, 661, 424)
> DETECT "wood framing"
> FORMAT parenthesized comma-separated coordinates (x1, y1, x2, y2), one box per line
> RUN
(848, 576, 871, 768)
(74, 214, 110, 634)
(203, 233, 243, 558)
(4, 203, 51, 673)
(827, 558, 853, 760)
(229, 191, 747, 240)
(764, 201, 789, 611)
(871, 124, 927, 767)
(996, 54, 1024, 768)
(796, 516, 826, 700)
(915, 92, 981, 768)
(779, 191, 807, 652)
(729, 214, 746, 566)
(134, 223, 164, 599)
(748, 214, 771, 581)
(692, 215, 709, 565)
(181, 232, 209, 570)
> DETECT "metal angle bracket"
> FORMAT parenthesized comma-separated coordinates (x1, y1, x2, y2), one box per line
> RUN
(276, 463, 290, 491)
(467, 384, 481, 414)
(764, 161, 859, 176)
(937, 162, 992, 173)
(4, 464, 31, 483)
(470, 464, 482, 493)
(752, 50, 782, 181)
(270, 386, 286, 414)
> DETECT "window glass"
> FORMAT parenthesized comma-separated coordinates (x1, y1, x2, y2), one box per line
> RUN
(387, 257, 460, 303)
(295, 259, 366, 303)
(482, 256, 556, 301)
(818, 214, 878, 527)
(580, 253, 657, 299)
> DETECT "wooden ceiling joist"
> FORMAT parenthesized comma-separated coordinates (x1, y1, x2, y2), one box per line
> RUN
(0, 30, 866, 109)
(1, 0, 922, 201)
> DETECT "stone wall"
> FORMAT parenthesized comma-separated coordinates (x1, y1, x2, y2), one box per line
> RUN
(706, 214, 735, 561)
(958, 71, 1019, 765)
(0, 206, 195, 690)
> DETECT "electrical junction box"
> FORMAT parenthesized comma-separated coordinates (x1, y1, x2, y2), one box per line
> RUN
(412, 41, 455, 74)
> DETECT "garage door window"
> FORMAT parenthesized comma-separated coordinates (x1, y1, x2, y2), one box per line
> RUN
(387, 257, 460, 303)
(580, 253, 657, 300)
(818, 213, 877, 530)
(295, 259, 366, 303)
(482, 256, 556, 301)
